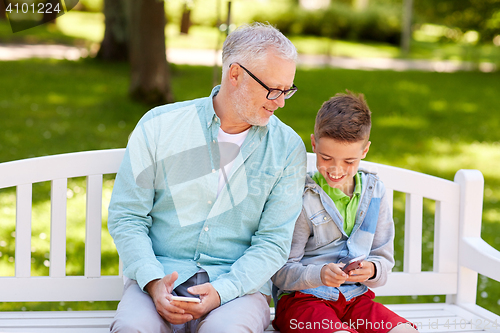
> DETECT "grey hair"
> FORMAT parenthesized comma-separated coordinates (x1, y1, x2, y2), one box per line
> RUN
(221, 22, 297, 77)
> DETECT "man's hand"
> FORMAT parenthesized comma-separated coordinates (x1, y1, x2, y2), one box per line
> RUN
(346, 260, 375, 283)
(320, 263, 347, 287)
(145, 272, 194, 325)
(171, 283, 221, 320)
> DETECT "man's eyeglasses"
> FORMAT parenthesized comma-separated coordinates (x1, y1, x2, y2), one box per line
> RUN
(230, 63, 298, 100)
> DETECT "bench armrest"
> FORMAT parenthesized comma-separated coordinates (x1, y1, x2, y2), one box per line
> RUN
(460, 237, 500, 282)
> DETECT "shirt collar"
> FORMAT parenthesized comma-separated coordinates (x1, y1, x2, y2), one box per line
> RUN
(205, 85, 221, 129)
(312, 171, 362, 201)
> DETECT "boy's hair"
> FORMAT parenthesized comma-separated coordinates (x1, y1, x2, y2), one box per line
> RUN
(314, 90, 372, 144)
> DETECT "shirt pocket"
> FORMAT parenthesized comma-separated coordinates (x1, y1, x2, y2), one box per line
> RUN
(309, 210, 342, 248)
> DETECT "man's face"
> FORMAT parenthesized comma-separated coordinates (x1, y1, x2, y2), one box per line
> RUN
(311, 135, 370, 195)
(232, 53, 296, 127)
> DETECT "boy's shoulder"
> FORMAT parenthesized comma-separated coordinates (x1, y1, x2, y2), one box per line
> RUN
(358, 167, 378, 177)
(301, 174, 324, 213)
(305, 172, 316, 185)
(358, 168, 383, 185)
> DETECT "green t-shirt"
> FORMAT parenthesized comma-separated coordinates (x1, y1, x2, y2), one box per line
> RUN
(311, 171, 362, 236)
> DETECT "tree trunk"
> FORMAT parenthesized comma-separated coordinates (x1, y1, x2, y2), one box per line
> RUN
(180, 3, 191, 34)
(0, 0, 6, 20)
(96, 0, 129, 61)
(129, 0, 174, 105)
(401, 0, 413, 56)
(42, 0, 61, 24)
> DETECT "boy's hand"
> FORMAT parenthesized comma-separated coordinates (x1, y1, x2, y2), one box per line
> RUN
(346, 261, 375, 282)
(320, 263, 347, 287)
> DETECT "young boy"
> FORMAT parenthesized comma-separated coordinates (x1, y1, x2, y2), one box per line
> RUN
(272, 91, 417, 333)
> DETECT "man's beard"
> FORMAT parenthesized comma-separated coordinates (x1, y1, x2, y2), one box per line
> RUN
(232, 84, 270, 127)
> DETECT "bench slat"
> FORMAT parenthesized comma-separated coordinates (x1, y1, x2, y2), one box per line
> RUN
(0, 317, 111, 328)
(0, 317, 110, 330)
(376, 272, 457, 296)
(385, 187, 394, 214)
(361, 161, 460, 204)
(0, 311, 116, 319)
(387, 303, 500, 332)
(404, 193, 423, 274)
(0, 326, 109, 333)
(85, 175, 103, 278)
(434, 201, 459, 273)
(0, 149, 125, 189)
(15, 184, 32, 278)
(50, 178, 68, 278)
(0, 276, 123, 302)
(0, 311, 115, 333)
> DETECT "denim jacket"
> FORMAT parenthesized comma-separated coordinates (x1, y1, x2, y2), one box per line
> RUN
(272, 170, 395, 302)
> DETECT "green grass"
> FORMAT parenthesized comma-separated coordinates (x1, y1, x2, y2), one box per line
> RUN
(1, 59, 499, 314)
(0, 18, 78, 45)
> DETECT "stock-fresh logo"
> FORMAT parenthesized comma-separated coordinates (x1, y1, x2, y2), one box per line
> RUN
(3, 0, 79, 33)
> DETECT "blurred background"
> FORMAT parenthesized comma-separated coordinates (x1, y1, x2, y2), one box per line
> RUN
(1, 0, 499, 315)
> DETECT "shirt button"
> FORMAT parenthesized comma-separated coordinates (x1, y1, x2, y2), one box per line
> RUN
(212, 169, 216, 173)
(213, 140, 216, 143)
(204, 227, 209, 232)
(323, 217, 327, 220)
(208, 201, 212, 205)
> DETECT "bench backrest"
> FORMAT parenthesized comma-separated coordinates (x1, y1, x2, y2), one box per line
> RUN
(0, 150, 483, 304)
(0, 149, 125, 302)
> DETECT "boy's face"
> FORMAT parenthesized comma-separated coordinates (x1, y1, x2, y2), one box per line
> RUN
(311, 135, 370, 196)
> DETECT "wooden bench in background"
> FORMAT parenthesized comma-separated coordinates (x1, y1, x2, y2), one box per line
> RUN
(0, 149, 499, 332)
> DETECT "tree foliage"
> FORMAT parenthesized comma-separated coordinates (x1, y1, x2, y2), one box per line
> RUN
(413, 0, 500, 42)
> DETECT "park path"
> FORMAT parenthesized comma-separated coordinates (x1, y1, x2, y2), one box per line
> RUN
(0, 43, 497, 72)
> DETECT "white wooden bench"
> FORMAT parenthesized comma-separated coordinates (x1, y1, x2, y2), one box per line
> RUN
(0, 149, 499, 332)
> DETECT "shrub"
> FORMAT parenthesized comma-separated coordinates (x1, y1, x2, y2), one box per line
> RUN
(252, 2, 402, 45)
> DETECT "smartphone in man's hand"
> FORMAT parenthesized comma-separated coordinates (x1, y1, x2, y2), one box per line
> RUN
(171, 296, 201, 303)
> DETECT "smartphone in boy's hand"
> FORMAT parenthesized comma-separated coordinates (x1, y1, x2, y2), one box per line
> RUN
(341, 255, 366, 273)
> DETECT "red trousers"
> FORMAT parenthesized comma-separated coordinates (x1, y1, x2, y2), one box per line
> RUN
(273, 290, 414, 333)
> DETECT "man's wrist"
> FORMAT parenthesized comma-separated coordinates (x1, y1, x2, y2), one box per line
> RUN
(215, 289, 221, 306)
(145, 278, 160, 295)
(210, 283, 221, 306)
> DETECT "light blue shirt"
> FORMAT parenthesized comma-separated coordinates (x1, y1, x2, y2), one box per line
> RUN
(108, 86, 307, 304)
